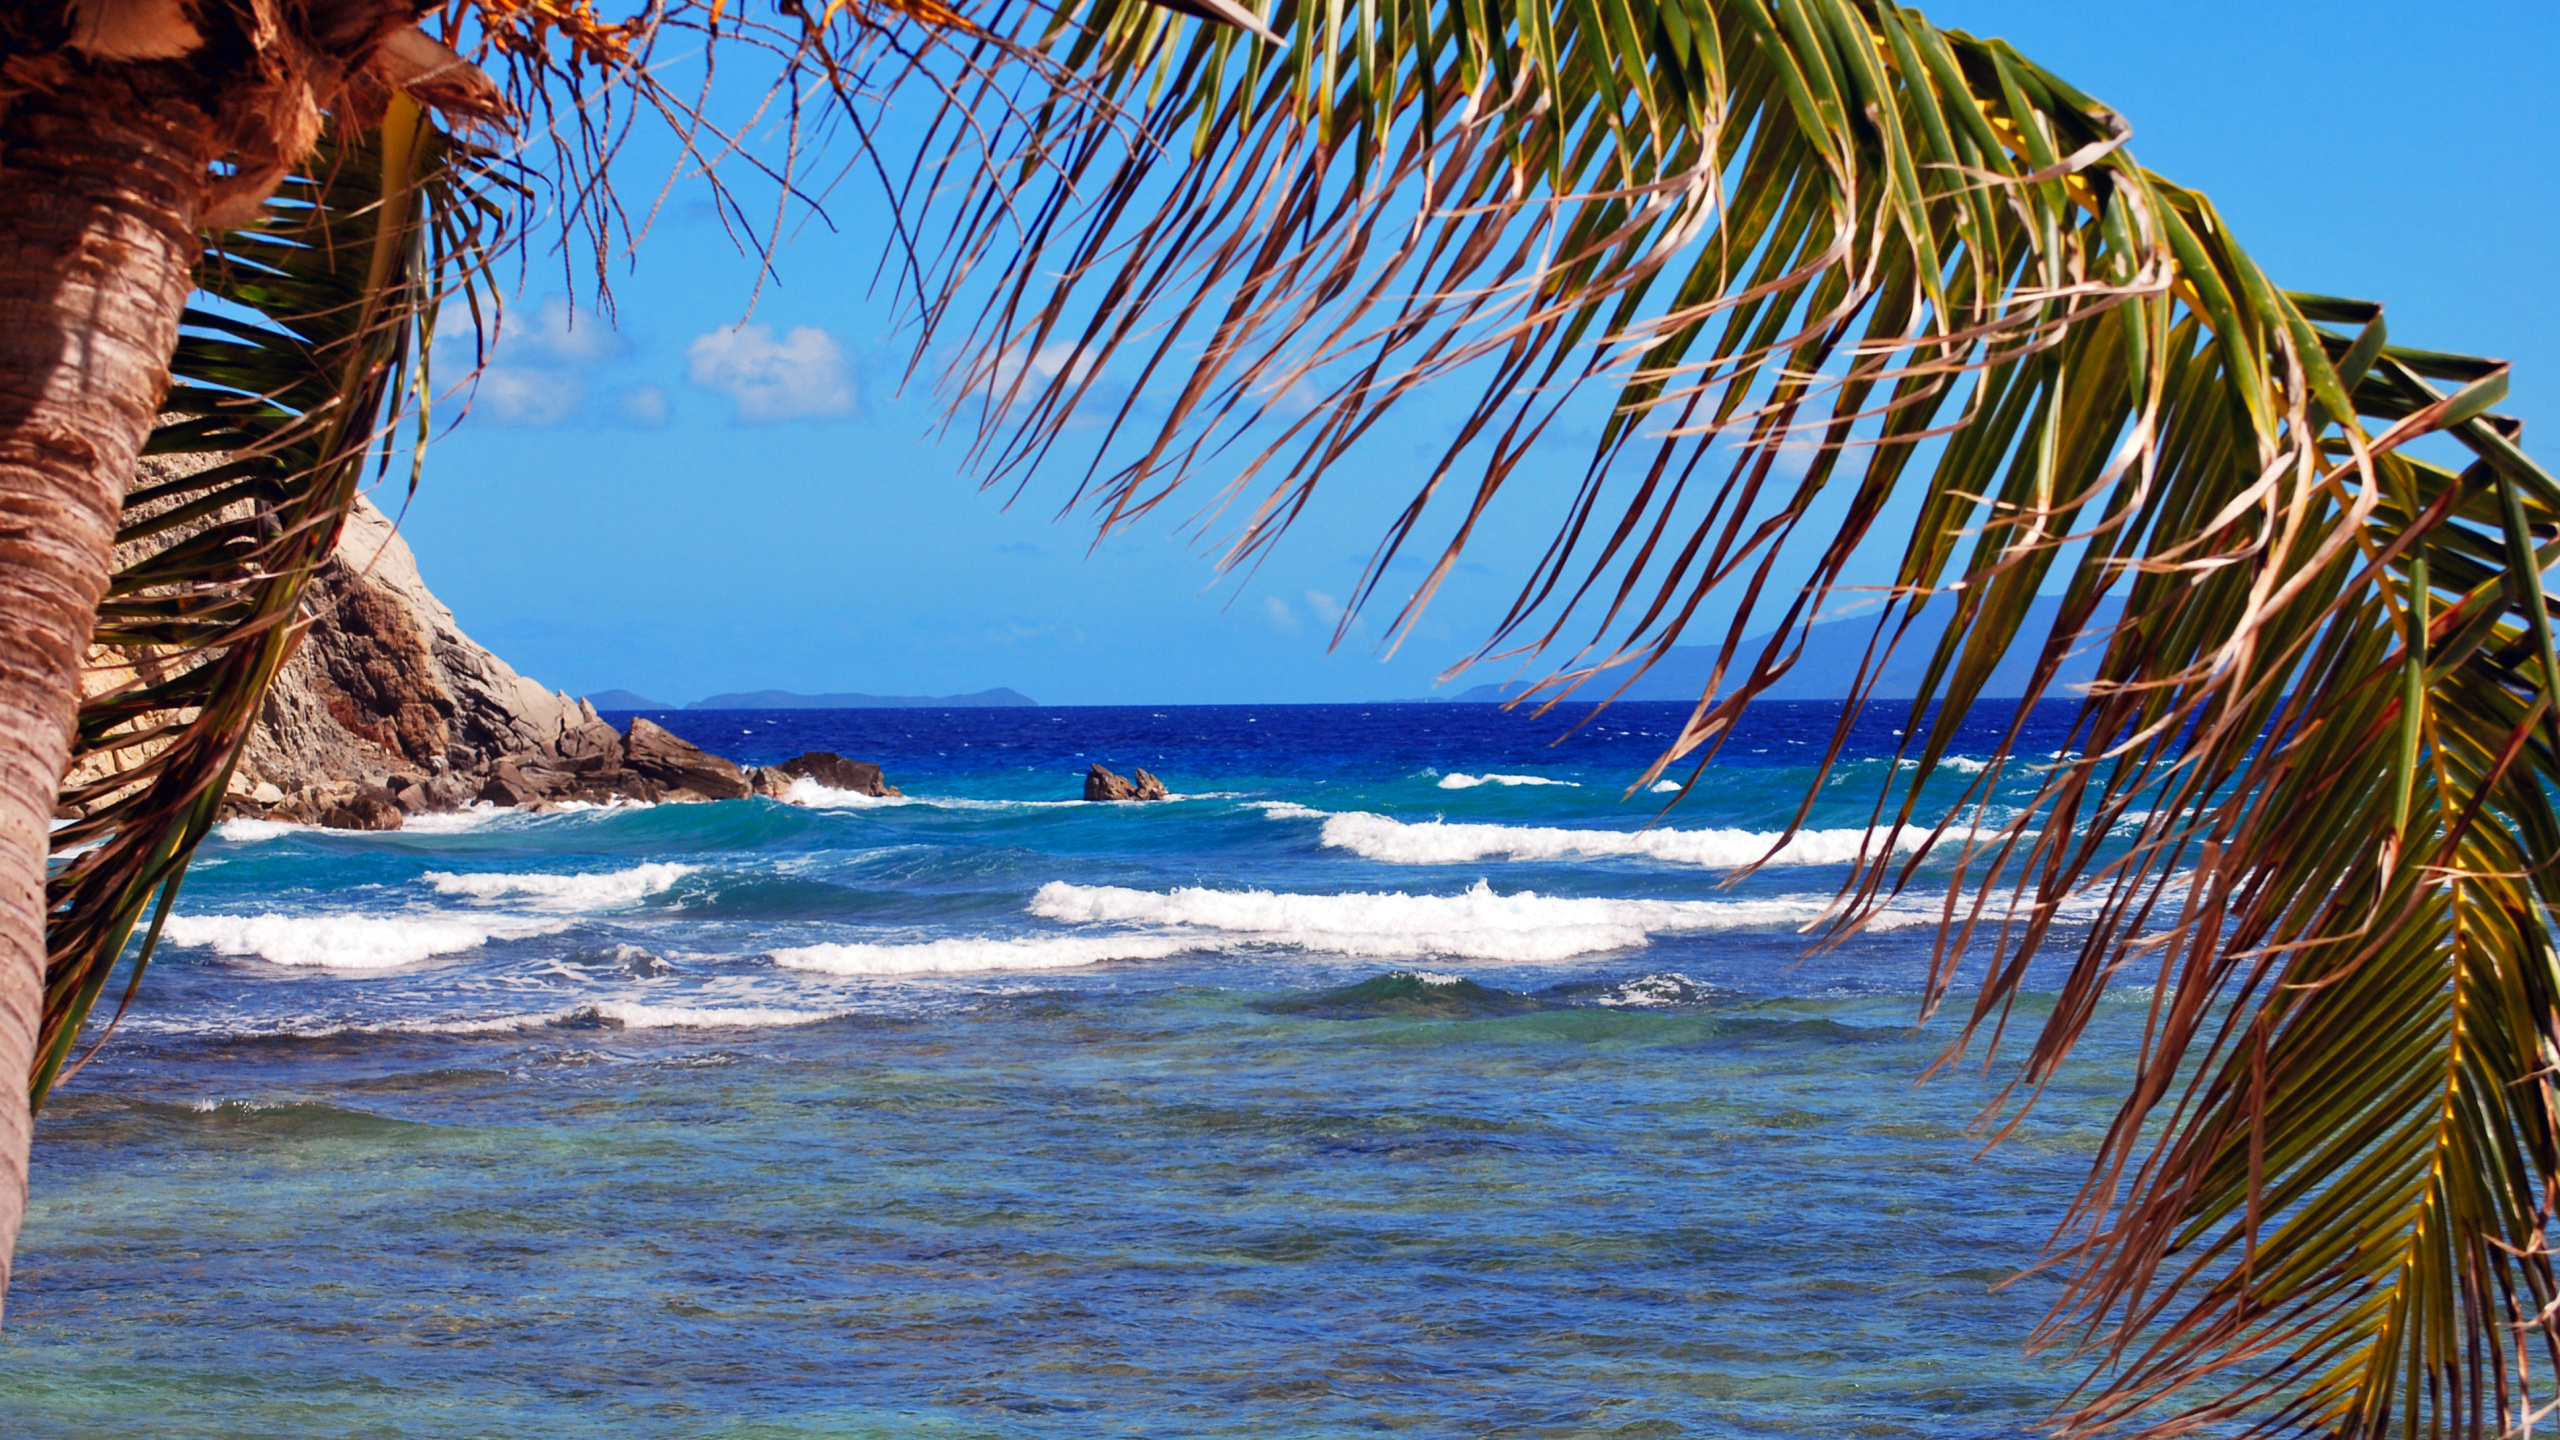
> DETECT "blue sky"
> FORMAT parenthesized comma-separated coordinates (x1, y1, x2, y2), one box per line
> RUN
(393, 0, 2559, 707)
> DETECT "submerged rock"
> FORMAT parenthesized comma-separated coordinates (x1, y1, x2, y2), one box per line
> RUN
(1085, 763, 1169, 802)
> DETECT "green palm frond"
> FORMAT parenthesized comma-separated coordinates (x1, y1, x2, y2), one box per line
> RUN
(38, 101, 506, 1107)
(882, 1, 2560, 1433)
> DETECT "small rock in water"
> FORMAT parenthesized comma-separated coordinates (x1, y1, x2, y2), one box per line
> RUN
(1084, 763, 1169, 802)
(777, 752, 900, 797)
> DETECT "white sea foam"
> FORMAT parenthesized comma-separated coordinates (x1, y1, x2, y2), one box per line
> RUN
(784, 779, 917, 808)
(1029, 879, 1838, 961)
(1251, 801, 1327, 820)
(160, 912, 573, 969)
(214, 818, 306, 842)
(771, 932, 1211, 976)
(554, 1001, 838, 1030)
(424, 863, 697, 910)
(399, 804, 515, 833)
(783, 781, 1090, 811)
(1437, 772, 1579, 789)
(1312, 810, 1936, 869)
(1648, 780, 1684, 794)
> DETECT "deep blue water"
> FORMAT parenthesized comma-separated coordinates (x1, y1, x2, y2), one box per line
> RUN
(1, 701, 2146, 1437)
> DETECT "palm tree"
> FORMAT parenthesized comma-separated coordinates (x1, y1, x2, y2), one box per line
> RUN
(8, 0, 2551, 1434)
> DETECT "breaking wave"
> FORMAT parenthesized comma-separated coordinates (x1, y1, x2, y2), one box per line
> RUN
(160, 912, 574, 970)
(771, 932, 1212, 976)
(1436, 772, 1580, 789)
(425, 863, 696, 909)
(1307, 810, 1937, 868)
(1028, 879, 1848, 962)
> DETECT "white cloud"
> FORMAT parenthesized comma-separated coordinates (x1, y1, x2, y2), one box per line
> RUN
(510, 294, 621, 365)
(1264, 595, 1300, 633)
(687, 323, 854, 422)
(613, 384, 669, 427)
(472, 366, 584, 426)
(1304, 589, 1344, 622)
(962, 339, 1099, 405)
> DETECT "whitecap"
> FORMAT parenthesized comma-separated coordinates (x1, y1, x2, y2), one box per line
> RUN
(214, 818, 306, 843)
(551, 1001, 838, 1031)
(160, 912, 574, 970)
(398, 804, 518, 833)
(771, 932, 1212, 976)
(1251, 800, 1327, 820)
(783, 779, 917, 808)
(425, 863, 697, 910)
(1028, 879, 1843, 962)
(1437, 772, 1580, 789)
(1647, 780, 1684, 794)
(1311, 811, 1939, 869)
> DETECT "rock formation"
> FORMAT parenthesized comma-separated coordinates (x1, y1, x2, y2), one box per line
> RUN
(201, 497, 761, 826)
(75, 485, 906, 830)
(769, 752, 901, 797)
(1084, 763, 1168, 802)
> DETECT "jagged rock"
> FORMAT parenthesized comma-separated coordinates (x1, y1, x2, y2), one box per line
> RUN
(556, 718, 623, 764)
(748, 766, 794, 799)
(80, 480, 770, 821)
(319, 787, 404, 831)
(1085, 763, 1168, 802)
(1084, 764, 1132, 801)
(778, 752, 900, 797)
(625, 718, 750, 801)
(478, 759, 537, 807)
(226, 497, 608, 796)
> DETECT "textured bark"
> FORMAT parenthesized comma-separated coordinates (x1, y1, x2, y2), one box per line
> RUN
(0, 66, 209, 1314)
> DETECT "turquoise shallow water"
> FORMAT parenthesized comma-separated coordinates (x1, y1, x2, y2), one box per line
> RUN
(4, 701, 2137, 1436)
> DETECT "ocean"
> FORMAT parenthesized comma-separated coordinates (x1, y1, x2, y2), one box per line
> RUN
(2, 700, 2147, 1437)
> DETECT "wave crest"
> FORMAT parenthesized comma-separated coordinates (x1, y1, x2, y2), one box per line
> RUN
(1030, 879, 1838, 961)
(161, 912, 573, 969)
(771, 933, 1211, 975)
(1436, 772, 1579, 789)
(425, 863, 697, 909)
(1314, 811, 1931, 868)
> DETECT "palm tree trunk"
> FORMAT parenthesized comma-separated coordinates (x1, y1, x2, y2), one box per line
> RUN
(0, 69, 209, 1311)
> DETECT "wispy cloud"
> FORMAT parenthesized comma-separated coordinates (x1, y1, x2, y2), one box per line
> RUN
(687, 323, 854, 422)
(612, 384, 670, 427)
(512, 295, 621, 365)
(472, 365, 585, 426)
(444, 295, 628, 427)
(1264, 595, 1300, 633)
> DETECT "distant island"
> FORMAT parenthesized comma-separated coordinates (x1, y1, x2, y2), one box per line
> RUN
(1446, 595, 2124, 703)
(585, 689, 672, 710)
(587, 687, 1041, 710)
